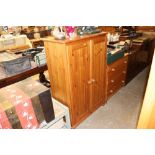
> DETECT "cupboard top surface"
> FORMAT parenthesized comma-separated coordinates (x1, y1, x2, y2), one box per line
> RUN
(42, 32, 107, 44)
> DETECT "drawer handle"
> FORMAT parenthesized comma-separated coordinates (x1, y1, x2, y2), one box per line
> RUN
(83, 43, 87, 46)
(124, 61, 127, 64)
(111, 68, 115, 71)
(122, 80, 125, 83)
(122, 71, 126, 74)
(111, 80, 114, 83)
(110, 90, 113, 93)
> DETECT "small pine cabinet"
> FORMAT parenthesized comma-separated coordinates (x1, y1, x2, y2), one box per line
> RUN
(43, 33, 107, 127)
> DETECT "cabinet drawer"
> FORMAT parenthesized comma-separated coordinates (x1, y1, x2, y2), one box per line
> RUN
(107, 73, 125, 98)
(107, 81, 124, 98)
(107, 56, 128, 78)
(107, 83, 123, 98)
(108, 68, 127, 82)
(108, 73, 126, 87)
(108, 56, 128, 72)
(108, 64, 127, 77)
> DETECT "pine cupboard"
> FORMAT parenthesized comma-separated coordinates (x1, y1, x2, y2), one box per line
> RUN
(43, 33, 107, 127)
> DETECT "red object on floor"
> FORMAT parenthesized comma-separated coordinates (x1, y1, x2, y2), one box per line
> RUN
(0, 108, 12, 129)
(0, 85, 39, 129)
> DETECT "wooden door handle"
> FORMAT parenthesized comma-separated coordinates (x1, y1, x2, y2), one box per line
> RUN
(92, 79, 96, 83)
(87, 79, 96, 84)
(87, 80, 92, 84)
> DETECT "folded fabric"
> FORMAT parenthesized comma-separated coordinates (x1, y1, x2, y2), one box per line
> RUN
(0, 78, 55, 129)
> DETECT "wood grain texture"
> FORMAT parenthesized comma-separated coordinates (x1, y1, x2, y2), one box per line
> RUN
(67, 41, 90, 125)
(98, 26, 116, 33)
(42, 32, 107, 44)
(43, 33, 107, 127)
(89, 36, 106, 112)
(137, 51, 155, 129)
(44, 42, 68, 106)
(136, 26, 155, 32)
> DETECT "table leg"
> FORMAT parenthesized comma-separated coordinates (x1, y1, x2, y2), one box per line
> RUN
(39, 72, 50, 87)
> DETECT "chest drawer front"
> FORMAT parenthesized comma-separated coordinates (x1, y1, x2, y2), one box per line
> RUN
(107, 83, 123, 98)
(107, 72, 126, 99)
(108, 65, 127, 77)
(108, 56, 128, 72)
(108, 73, 126, 87)
(107, 56, 128, 79)
(107, 77, 125, 98)
(108, 68, 127, 83)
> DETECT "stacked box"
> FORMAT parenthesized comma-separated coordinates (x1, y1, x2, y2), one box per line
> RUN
(2, 38, 16, 49)
(15, 35, 27, 46)
(0, 35, 27, 51)
(34, 52, 46, 66)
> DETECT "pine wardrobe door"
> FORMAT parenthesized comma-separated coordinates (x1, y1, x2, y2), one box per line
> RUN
(90, 36, 107, 112)
(67, 41, 90, 126)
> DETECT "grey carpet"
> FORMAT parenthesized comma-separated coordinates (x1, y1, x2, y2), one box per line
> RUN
(77, 67, 150, 129)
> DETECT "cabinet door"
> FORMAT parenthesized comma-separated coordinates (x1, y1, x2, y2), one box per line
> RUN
(67, 41, 90, 126)
(90, 36, 106, 111)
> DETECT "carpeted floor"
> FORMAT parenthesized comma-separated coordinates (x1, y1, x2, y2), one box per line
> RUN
(77, 67, 150, 129)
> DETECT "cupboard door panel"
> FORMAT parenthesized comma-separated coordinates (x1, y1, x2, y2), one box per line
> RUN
(67, 41, 90, 124)
(44, 42, 68, 104)
(90, 37, 106, 111)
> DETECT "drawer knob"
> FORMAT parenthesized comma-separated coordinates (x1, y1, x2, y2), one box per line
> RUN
(124, 61, 127, 64)
(122, 80, 125, 83)
(111, 68, 115, 71)
(111, 80, 114, 83)
(110, 90, 113, 93)
(122, 71, 126, 74)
